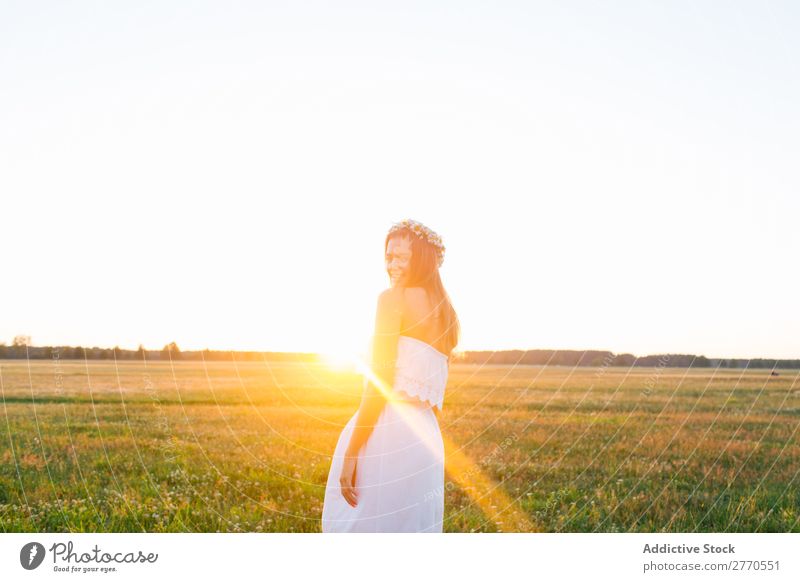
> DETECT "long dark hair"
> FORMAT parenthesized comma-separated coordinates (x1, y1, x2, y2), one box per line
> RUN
(384, 226, 460, 359)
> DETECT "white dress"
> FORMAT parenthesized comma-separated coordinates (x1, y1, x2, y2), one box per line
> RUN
(321, 335, 449, 533)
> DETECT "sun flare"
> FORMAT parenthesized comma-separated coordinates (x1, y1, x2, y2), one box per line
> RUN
(319, 348, 361, 370)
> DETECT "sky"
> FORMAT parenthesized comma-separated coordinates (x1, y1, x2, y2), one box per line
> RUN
(2, 1, 798, 360)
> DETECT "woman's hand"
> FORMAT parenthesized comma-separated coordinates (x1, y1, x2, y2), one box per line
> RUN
(339, 453, 359, 507)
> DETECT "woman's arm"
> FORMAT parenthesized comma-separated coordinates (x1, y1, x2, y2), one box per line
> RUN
(345, 287, 404, 457)
(339, 287, 404, 507)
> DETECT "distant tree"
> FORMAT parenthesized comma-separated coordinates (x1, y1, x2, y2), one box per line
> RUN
(162, 342, 181, 360)
(136, 344, 146, 360)
(11, 335, 32, 358)
(613, 353, 636, 367)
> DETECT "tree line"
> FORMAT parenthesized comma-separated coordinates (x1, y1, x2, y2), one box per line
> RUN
(457, 349, 800, 369)
(1, 336, 797, 368)
(0, 337, 317, 362)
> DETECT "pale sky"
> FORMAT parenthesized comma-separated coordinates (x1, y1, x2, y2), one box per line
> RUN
(2, 1, 798, 360)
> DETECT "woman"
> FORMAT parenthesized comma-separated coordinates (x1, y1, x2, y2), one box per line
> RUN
(321, 219, 460, 532)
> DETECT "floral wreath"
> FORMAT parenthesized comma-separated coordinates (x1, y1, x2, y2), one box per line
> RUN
(388, 219, 446, 268)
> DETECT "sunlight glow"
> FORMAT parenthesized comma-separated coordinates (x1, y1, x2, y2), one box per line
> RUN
(443, 438, 539, 532)
(319, 349, 359, 371)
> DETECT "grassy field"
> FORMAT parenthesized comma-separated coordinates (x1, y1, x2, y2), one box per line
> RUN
(0, 358, 798, 532)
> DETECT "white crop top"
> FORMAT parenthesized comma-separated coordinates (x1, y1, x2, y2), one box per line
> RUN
(390, 335, 449, 410)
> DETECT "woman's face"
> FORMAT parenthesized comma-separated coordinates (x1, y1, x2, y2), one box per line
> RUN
(385, 235, 412, 287)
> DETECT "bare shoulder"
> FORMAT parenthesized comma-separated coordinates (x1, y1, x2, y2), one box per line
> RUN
(377, 287, 406, 314)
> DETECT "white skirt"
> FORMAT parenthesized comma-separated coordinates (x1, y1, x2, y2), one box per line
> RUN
(321, 399, 445, 533)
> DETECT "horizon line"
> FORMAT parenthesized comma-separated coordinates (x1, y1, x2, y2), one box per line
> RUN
(2, 341, 797, 362)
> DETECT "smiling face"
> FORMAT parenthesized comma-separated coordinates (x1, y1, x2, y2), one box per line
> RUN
(385, 235, 413, 287)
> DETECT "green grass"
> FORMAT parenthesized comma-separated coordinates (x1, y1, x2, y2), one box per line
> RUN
(0, 359, 798, 532)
